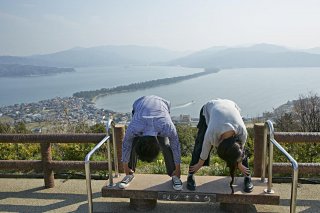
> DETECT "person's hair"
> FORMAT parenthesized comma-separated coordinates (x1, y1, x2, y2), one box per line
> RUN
(217, 136, 243, 194)
(135, 136, 160, 163)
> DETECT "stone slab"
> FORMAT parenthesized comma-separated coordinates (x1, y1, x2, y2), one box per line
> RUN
(102, 174, 280, 205)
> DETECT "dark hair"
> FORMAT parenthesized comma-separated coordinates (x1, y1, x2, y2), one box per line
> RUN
(135, 136, 160, 162)
(217, 136, 243, 194)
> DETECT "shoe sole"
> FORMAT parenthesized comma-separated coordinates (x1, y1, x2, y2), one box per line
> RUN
(173, 185, 183, 191)
(244, 186, 254, 193)
(186, 184, 196, 191)
(118, 176, 134, 189)
(118, 183, 129, 189)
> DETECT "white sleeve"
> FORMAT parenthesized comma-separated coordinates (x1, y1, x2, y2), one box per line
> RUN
(239, 127, 248, 148)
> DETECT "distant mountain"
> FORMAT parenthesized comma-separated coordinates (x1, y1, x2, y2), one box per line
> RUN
(2, 43, 320, 68)
(0, 45, 189, 67)
(166, 43, 320, 68)
(236, 43, 290, 53)
(0, 56, 49, 66)
(0, 64, 75, 77)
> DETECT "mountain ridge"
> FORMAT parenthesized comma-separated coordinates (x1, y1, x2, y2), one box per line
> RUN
(166, 43, 320, 68)
(1, 43, 320, 68)
(0, 45, 189, 68)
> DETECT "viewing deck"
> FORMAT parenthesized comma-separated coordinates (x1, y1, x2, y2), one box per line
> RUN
(0, 177, 319, 212)
(1, 123, 320, 212)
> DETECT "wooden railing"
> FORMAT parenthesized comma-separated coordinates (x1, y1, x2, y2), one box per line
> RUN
(0, 123, 319, 188)
(0, 125, 125, 188)
(253, 123, 320, 177)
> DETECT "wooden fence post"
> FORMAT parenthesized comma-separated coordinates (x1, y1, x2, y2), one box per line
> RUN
(114, 125, 125, 173)
(253, 123, 266, 177)
(41, 142, 54, 188)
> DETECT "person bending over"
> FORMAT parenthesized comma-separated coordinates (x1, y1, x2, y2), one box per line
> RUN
(188, 99, 254, 194)
(119, 95, 182, 191)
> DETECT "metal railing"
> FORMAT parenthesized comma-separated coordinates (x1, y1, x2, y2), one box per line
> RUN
(262, 120, 299, 213)
(85, 119, 119, 213)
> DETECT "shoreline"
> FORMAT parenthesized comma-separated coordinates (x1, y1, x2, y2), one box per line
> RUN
(83, 67, 220, 102)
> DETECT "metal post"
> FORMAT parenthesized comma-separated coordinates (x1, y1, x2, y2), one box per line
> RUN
(264, 120, 275, 194)
(85, 161, 93, 213)
(290, 165, 298, 213)
(265, 141, 274, 193)
(85, 135, 111, 213)
(112, 125, 120, 178)
(107, 136, 115, 187)
(106, 119, 116, 187)
(261, 125, 267, 182)
(264, 120, 298, 213)
(85, 118, 115, 213)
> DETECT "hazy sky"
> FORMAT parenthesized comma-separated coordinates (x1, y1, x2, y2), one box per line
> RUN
(1, 0, 320, 56)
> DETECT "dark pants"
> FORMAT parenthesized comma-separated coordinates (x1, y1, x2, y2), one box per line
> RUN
(189, 107, 250, 174)
(128, 136, 175, 176)
(189, 107, 211, 174)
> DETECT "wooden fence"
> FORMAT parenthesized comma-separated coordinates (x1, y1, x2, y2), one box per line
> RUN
(253, 123, 320, 177)
(0, 123, 319, 188)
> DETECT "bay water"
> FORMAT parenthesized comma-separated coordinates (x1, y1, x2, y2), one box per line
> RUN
(1, 66, 320, 118)
(0, 65, 201, 106)
(95, 67, 320, 118)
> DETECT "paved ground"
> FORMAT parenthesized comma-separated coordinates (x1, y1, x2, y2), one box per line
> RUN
(0, 177, 319, 213)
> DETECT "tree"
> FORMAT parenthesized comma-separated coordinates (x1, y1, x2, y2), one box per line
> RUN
(274, 92, 320, 163)
(14, 122, 29, 133)
(0, 123, 11, 133)
(294, 92, 320, 132)
(176, 124, 197, 156)
(90, 123, 106, 133)
(274, 112, 299, 132)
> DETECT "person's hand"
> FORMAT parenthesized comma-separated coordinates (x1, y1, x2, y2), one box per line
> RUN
(189, 163, 201, 173)
(237, 162, 250, 176)
(189, 160, 204, 173)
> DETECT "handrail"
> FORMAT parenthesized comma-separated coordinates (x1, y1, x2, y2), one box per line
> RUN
(85, 119, 116, 213)
(262, 120, 299, 213)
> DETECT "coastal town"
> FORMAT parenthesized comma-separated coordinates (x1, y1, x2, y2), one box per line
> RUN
(0, 97, 130, 131)
(0, 96, 200, 132)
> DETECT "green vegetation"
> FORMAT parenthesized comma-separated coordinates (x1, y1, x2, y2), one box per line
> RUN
(0, 122, 251, 177)
(0, 122, 105, 161)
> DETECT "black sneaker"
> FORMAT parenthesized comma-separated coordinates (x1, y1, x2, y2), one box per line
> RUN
(187, 174, 196, 191)
(119, 174, 134, 189)
(244, 176, 254, 193)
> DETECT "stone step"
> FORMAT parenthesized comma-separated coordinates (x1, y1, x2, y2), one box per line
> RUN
(101, 174, 279, 205)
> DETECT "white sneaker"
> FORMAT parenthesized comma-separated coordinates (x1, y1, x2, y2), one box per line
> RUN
(172, 175, 183, 191)
(118, 174, 134, 189)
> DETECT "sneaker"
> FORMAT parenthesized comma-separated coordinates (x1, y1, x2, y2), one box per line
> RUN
(187, 174, 196, 191)
(172, 175, 183, 191)
(118, 174, 134, 189)
(244, 176, 254, 193)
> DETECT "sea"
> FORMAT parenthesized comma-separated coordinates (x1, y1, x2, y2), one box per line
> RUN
(1, 65, 320, 118)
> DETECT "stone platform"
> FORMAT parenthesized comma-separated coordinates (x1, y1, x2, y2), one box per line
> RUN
(102, 174, 279, 211)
